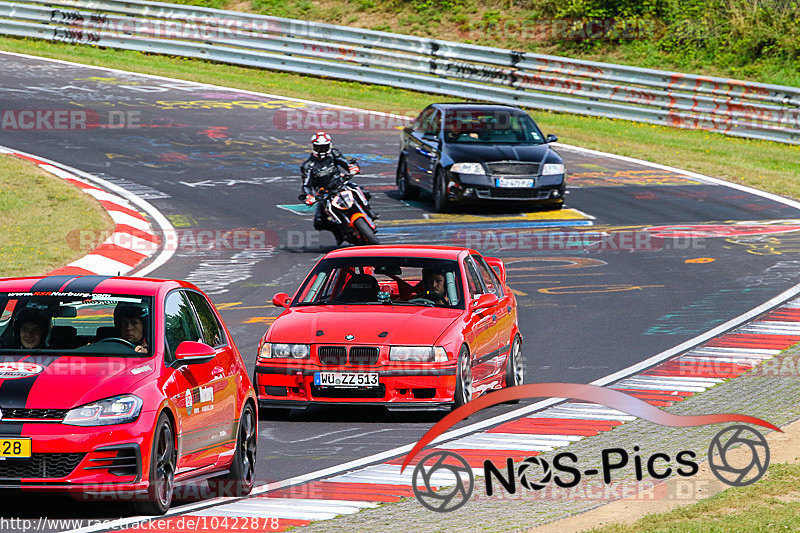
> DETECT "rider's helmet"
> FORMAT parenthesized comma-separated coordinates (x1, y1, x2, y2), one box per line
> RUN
(311, 131, 332, 158)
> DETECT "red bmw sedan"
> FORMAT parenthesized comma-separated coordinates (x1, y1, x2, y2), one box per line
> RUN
(0, 275, 257, 514)
(255, 245, 522, 411)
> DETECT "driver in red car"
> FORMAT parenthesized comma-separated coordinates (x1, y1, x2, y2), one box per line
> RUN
(114, 304, 149, 353)
(419, 268, 450, 306)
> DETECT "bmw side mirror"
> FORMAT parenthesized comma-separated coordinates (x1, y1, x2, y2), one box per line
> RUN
(546, 134, 558, 143)
(174, 341, 215, 366)
(470, 293, 499, 311)
(272, 293, 291, 308)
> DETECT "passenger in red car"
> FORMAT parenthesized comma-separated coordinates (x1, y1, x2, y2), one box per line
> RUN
(114, 304, 149, 353)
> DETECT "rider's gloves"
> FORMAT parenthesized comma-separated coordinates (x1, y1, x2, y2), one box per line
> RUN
(304, 195, 316, 206)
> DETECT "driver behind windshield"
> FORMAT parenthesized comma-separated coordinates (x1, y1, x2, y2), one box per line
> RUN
(14, 309, 50, 349)
(114, 304, 149, 354)
(419, 268, 450, 306)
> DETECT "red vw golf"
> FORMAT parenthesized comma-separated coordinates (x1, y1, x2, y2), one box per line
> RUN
(255, 245, 522, 411)
(0, 275, 257, 514)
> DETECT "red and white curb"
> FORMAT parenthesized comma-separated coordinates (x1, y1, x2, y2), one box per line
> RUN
(0, 146, 166, 276)
(138, 301, 798, 531)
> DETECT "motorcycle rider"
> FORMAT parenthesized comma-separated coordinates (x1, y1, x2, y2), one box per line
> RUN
(300, 131, 376, 245)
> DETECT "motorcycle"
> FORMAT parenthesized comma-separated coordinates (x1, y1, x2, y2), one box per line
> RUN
(300, 159, 380, 246)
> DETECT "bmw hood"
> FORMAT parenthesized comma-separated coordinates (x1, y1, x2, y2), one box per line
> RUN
(0, 355, 157, 410)
(446, 143, 554, 165)
(268, 306, 462, 346)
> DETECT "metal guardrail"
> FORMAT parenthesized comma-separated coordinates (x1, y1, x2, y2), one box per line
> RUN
(1, 0, 798, 144)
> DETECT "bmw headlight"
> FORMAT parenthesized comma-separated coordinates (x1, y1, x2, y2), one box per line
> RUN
(262, 343, 310, 359)
(541, 163, 565, 175)
(389, 346, 448, 362)
(63, 395, 143, 426)
(450, 162, 485, 175)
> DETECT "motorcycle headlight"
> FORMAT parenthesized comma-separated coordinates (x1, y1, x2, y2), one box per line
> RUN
(63, 395, 143, 426)
(541, 163, 565, 175)
(332, 190, 355, 210)
(264, 343, 310, 359)
(451, 162, 485, 175)
(389, 346, 448, 362)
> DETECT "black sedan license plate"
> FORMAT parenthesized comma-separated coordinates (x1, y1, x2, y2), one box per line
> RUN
(496, 178, 534, 188)
(314, 372, 379, 388)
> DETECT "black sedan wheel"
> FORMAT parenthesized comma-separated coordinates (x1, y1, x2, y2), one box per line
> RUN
(433, 168, 450, 213)
(397, 157, 419, 200)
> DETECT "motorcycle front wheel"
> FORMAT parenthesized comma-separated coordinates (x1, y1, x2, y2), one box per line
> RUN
(353, 217, 380, 245)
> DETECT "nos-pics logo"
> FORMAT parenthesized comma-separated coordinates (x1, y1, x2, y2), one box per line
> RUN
(404, 383, 777, 513)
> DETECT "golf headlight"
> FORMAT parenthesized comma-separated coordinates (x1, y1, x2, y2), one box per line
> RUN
(63, 395, 143, 426)
(451, 162, 485, 175)
(541, 163, 565, 175)
(390, 346, 448, 362)
(263, 343, 310, 359)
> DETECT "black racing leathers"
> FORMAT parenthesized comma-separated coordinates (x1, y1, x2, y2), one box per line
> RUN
(301, 149, 350, 238)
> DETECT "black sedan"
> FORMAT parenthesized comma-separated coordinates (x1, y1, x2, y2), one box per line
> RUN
(397, 103, 566, 212)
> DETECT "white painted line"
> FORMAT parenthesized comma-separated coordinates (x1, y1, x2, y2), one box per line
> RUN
(739, 322, 800, 333)
(69, 254, 134, 275)
(193, 507, 342, 520)
(676, 356, 761, 365)
(80, 188, 137, 209)
(615, 379, 709, 393)
(438, 439, 556, 452)
(629, 375, 725, 384)
(690, 347, 782, 355)
(529, 410, 638, 421)
(102, 232, 158, 254)
(107, 210, 151, 231)
(450, 433, 581, 447)
(553, 403, 635, 414)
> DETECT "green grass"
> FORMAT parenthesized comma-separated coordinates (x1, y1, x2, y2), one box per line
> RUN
(587, 462, 800, 532)
(0, 154, 114, 277)
(2, 35, 799, 203)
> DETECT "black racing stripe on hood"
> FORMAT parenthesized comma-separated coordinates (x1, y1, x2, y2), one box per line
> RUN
(29, 275, 78, 292)
(61, 275, 112, 293)
(0, 356, 62, 436)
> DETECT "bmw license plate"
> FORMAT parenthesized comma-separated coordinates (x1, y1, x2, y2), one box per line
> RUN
(314, 372, 379, 388)
(0, 438, 32, 459)
(496, 178, 534, 188)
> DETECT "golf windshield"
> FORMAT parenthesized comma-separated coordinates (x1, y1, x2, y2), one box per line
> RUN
(444, 109, 545, 144)
(0, 292, 153, 356)
(294, 257, 464, 309)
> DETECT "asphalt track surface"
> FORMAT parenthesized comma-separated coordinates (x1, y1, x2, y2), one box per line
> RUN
(2, 52, 800, 527)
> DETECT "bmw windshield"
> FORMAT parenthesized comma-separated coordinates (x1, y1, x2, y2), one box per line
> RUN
(444, 109, 545, 144)
(293, 257, 465, 309)
(0, 292, 153, 356)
